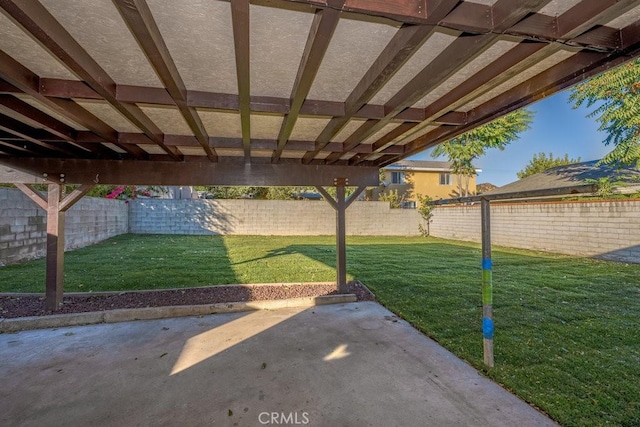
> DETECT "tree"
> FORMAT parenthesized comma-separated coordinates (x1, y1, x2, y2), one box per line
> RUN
(517, 152, 581, 179)
(432, 108, 534, 197)
(570, 58, 640, 166)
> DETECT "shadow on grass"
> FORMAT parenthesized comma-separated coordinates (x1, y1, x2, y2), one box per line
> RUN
(0, 234, 240, 293)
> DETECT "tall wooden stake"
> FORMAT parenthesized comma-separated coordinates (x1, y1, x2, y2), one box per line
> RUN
(335, 181, 347, 293)
(481, 198, 494, 367)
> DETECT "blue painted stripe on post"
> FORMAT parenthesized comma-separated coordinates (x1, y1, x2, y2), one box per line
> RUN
(482, 317, 494, 339)
(482, 258, 492, 270)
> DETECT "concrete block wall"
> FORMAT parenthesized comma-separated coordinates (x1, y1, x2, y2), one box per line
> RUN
(128, 199, 423, 236)
(0, 187, 128, 266)
(431, 200, 640, 263)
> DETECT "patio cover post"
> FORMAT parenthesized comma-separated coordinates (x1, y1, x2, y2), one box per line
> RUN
(316, 182, 366, 294)
(46, 184, 64, 311)
(481, 198, 494, 367)
(336, 181, 347, 293)
(15, 183, 94, 311)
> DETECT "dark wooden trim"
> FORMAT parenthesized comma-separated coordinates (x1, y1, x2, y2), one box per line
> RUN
(0, 157, 380, 186)
(273, 5, 342, 162)
(113, 0, 217, 161)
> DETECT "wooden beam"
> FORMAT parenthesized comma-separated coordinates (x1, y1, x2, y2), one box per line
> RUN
(230, 0, 251, 160)
(340, 0, 552, 161)
(37, 77, 427, 122)
(345, 185, 366, 208)
(278, 0, 427, 24)
(315, 185, 337, 210)
(60, 184, 94, 212)
(0, 157, 380, 186)
(113, 0, 217, 162)
(508, 0, 639, 42)
(46, 183, 63, 311)
(14, 183, 48, 209)
(0, 0, 181, 160)
(0, 166, 40, 183)
(335, 182, 347, 293)
(398, 41, 640, 162)
(0, 94, 76, 142)
(273, 5, 342, 162)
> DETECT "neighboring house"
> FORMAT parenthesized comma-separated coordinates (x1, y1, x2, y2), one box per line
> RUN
(481, 160, 640, 200)
(374, 160, 481, 205)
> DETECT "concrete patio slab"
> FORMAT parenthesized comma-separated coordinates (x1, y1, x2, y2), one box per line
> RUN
(0, 302, 557, 426)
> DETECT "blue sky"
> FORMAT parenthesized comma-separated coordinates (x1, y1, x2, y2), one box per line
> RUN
(409, 90, 610, 186)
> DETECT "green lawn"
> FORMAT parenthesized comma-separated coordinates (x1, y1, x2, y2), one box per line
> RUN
(1, 234, 638, 426)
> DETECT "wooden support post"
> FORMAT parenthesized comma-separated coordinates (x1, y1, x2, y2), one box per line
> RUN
(481, 198, 494, 367)
(46, 184, 64, 311)
(15, 183, 94, 311)
(335, 181, 347, 293)
(315, 183, 366, 294)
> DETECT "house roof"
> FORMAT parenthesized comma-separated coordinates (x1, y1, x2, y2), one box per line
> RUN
(432, 160, 640, 204)
(384, 160, 452, 171)
(484, 160, 640, 197)
(0, 1, 639, 186)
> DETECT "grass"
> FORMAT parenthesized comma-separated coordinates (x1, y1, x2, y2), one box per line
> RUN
(1, 234, 639, 426)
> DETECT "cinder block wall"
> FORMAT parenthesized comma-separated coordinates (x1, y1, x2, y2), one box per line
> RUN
(128, 199, 423, 236)
(0, 187, 128, 266)
(430, 200, 640, 263)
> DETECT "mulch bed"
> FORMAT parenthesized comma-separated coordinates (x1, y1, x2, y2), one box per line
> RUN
(0, 281, 374, 319)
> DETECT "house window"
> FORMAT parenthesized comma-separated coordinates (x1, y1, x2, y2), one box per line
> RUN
(439, 173, 451, 185)
(390, 172, 405, 184)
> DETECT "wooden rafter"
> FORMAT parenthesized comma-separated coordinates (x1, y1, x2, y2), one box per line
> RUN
(0, 49, 144, 159)
(0, 113, 79, 157)
(395, 37, 640, 164)
(231, 0, 251, 160)
(0, 0, 181, 160)
(113, 0, 218, 162)
(272, 4, 343, 162)
(302, 24, 436, 163)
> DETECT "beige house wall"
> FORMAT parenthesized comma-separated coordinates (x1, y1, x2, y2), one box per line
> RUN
(379, 170, 477, 201)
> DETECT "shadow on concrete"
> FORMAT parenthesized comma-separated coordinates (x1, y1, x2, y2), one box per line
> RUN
(0, 302, 556, 426)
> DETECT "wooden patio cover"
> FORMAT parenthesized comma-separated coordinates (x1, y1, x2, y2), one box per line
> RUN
(0, 0, 639, 185)
(1, 0, 640, 311)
